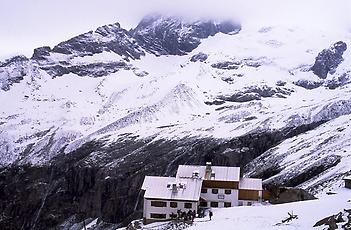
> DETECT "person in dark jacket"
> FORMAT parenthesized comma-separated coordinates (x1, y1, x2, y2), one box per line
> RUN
(177, 209, 181, 219)
(209, 210, 213, 220)
(192, 210, 196, 222)
(181, 211, 186, 220)
(187, 210, 193, 221)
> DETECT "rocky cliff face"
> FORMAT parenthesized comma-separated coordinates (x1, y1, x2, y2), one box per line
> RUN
(6, 16, 240, 82)
(311, 41, 347, 79)
(0, 124, 319, 229)
(0, 55, 31, 91)
(131, 15, 241, 55)
(51, 23, 144, 61)
(29, 23, 145, 79)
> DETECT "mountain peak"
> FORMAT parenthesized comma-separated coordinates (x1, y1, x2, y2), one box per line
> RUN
(131, 14, 241, 56)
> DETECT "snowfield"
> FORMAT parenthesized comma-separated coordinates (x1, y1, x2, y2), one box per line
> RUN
(187, 189, 351, 230)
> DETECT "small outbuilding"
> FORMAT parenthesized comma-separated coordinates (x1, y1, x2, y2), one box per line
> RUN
(344, 176, 351, 189)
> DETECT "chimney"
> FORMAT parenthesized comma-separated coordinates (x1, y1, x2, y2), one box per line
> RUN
(205, 162, 212, 180)
(206, 162, 212, 173)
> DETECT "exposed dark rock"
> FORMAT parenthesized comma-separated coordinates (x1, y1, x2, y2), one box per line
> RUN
(276, 80, 287, 86)
(314, 209, 350, 230)
(211, 61, 240, 70)
(204, 100, 225, 106)
(0, 55, 30, 91)
(325, 72, 351, 89)
(268, 187, 316, 204)
(32, 46, 52, 61)
(221, 93, 260, 102)
(243, 116, 257, 121)
(131, 15, 241, 56)
(0, 55, 29, 68)
(41, 65, 70, 77)
(294, 79, 324, 89)
(211, 58, 269, 71)
(218, 85, 294, 103)
(221, 76, 236, 84)
(40, 62, 131, 78)
(190, 52, 208, 62)
(51, 23, 144, 60)
(311, 41, 347, 79)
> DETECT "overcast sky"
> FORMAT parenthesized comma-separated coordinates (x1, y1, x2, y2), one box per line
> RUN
(0, 0, 350, 59)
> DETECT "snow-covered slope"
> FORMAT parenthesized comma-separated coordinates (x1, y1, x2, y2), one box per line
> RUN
(1, 15, 351, 190)
(187, 189, 351, 230)
(245, 114, 351, 194)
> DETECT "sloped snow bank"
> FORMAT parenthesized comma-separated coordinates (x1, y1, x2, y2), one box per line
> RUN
(189, 189, 351, 230)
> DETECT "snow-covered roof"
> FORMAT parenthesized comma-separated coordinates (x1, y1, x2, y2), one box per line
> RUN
(176, 165, 240, 182)
(239, 178, 263, 190)
(343, 176, 351, 181)
(141, 176, 203, 201)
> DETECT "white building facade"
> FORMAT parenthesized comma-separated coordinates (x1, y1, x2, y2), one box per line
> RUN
(199, 187, 239, 208)
(141, 163, 263, 224)
(141, 176, 202, 224)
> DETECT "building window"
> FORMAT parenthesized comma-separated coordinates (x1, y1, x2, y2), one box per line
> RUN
(210, 202, 218, 207)
(212, 189, 218, 194)
(238, 201, 243, 206)
(224, 202, 231, 207)
(184, 203, 192, 209)
(247, 202, 252, 206)
(225, 189, 231, 194)
(151, 201, 167, 207)
(170, 202, 177, 208)
(201, 188, 207, 193)
(199, 201, 207, 207)
(150, 213, 166, 219)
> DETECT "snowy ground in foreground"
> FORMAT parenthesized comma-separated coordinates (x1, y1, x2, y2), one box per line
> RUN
(186, 189, 351, 230)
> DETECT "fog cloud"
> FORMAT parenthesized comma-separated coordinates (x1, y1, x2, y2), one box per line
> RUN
(0, 0, 350, 58)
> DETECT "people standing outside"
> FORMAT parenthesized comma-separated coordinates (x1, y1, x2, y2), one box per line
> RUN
(177, 209, 181, 220)
(191, 210, 196, 222)
(187, 210, 192, 221)
(209, 210, 213, 220)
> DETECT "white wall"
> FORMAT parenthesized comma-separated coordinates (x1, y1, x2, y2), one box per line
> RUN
(238, 200, 260, 206)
